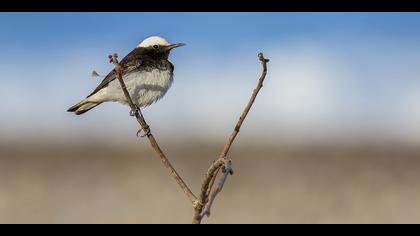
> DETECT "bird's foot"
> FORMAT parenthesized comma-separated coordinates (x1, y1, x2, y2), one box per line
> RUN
(130, 105, 141, 116)
(136, 125, 151, 138)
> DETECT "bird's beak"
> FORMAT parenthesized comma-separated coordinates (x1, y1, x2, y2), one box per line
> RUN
(167, 43, 186, 50)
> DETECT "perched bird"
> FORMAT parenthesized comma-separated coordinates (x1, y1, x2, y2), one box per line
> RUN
(67, 36, 185, 115)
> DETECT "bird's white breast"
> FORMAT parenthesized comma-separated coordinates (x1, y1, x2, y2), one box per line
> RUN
(96, 69, 173, 107)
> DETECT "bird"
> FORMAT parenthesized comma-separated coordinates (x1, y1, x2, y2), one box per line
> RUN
(67, 36, 185, 115)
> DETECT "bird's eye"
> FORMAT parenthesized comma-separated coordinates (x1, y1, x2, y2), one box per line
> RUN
(153, 45, 159, 49)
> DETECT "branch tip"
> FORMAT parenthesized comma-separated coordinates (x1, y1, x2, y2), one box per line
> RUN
(258, 52, 269, 63)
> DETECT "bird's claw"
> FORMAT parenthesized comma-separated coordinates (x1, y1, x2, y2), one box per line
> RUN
(136, 125, 151, 138)
(130, 105, 141, 116)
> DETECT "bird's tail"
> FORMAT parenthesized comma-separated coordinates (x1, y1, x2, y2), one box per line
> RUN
(67, 99, 102, 115)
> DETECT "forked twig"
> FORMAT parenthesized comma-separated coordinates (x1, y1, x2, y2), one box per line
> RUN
(108, 52, 269, 224)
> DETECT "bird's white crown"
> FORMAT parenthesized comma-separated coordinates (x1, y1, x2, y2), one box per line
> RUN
(137, 36, 171, 48)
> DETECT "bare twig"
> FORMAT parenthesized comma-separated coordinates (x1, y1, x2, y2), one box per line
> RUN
(220, 53, 269, 159)
(200, 159, 232, 218)
(108, 53, 198, 206)
(192, 53, 269, 224)
(206, 167, 220, 197)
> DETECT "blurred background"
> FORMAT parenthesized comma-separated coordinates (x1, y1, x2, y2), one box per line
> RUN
(1, 13, 420, 223)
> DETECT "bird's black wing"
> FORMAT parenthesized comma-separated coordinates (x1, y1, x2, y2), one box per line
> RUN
(87, 47, 145, 98)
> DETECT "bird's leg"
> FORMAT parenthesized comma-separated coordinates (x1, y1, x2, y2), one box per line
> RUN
(130, 104, 141, 116)
(128, 104, 150, 137)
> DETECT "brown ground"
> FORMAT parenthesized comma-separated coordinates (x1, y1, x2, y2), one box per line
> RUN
(0, 141, 420, 224)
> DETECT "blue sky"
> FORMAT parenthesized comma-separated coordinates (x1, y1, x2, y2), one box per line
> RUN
(1, 13, 420, 144)
(2, 13, 420, 56)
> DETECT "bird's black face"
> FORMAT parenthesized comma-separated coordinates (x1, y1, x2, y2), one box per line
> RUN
(147, 43, 186, 60)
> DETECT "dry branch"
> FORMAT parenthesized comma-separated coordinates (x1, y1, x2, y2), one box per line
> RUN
(108, 52, 269, 224)
(192, 53, 269, 224)
(109, 53, 198, 206)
